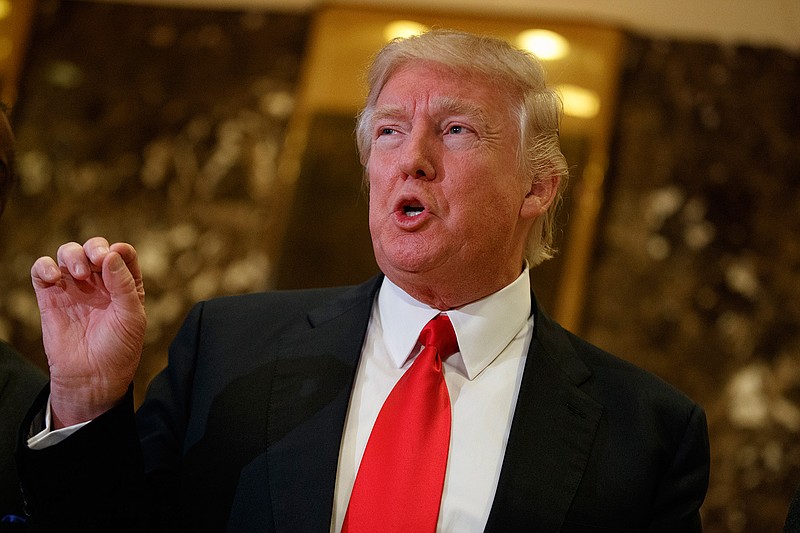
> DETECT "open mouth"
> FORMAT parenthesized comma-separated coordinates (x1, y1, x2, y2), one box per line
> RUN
(403, 204, 425, 217)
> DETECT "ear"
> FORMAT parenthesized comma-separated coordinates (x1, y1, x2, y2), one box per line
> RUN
(520, 170, 560, 221)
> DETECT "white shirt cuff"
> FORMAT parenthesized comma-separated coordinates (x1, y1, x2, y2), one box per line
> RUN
(27, 395, 91, 449)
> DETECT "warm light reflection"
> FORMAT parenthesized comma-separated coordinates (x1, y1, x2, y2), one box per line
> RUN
(45, 61, 84, 89)
(0, 0, 11, 20)
(383, 20, 429, 42)
(516, 29, 570, 61)
(557, 84, 601, 119)
(0, 37, 11, 62)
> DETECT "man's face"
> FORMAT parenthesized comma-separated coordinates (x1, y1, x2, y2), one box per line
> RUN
(366, 61, 539, 304)
(0, 112, 14, 216)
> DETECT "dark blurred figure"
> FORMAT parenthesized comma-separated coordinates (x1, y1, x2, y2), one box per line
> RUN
(786, 485, 800, 532)
(0, 103, 48, 530)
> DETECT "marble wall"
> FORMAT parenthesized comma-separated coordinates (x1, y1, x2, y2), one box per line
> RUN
(0, 0, 309, 396)
(1, 2, 799, 530)
(583, 36, 800, 531)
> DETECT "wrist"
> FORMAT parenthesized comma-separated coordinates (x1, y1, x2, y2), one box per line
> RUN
(49, 378, 130, 428)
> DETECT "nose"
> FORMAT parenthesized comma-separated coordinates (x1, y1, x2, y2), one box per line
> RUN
(398, 128, 436, 180)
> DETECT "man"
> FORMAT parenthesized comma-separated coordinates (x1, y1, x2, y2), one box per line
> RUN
(0, 104, 48, 529)
(18, 30, 709, 532)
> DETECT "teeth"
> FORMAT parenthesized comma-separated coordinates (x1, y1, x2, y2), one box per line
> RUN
(403, 205, 424, 216)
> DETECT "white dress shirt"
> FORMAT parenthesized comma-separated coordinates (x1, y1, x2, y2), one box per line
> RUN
(332, 271, 534, 532)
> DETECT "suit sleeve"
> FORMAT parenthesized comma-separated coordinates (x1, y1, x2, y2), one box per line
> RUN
(16, 302, 208, 533)
(648, 403, 710, 533)
(16, 385, 150, 532)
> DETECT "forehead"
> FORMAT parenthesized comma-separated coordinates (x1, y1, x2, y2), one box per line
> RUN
(375, 61, 514, 120)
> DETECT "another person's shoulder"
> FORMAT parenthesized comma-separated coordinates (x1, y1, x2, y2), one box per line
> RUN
(0, 341, 47, 401)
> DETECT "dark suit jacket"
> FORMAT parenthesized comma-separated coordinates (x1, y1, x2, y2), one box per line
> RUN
(1, 342, 47, 531)
(17, 275, 709, 532)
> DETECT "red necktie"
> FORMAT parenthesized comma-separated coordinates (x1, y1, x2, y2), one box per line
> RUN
(342, 314, 459, 533)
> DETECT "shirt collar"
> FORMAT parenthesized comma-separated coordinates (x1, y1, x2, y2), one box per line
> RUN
(377, 269, 532, 380)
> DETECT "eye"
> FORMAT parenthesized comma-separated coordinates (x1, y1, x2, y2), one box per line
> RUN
(379, 127, 397, 136)
(446, 125, 465, 135)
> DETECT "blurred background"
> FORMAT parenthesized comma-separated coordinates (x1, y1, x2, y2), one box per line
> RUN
(0, 0, 798, 530)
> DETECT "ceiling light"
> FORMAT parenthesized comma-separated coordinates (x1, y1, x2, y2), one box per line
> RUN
(516, 29, 570, 61)
(383, 20, 429, 42)
(0, 0, 11, 20)
(557, 84, 601, 119)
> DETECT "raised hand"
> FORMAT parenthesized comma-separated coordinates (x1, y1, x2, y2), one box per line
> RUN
(31, 237, 147, 428)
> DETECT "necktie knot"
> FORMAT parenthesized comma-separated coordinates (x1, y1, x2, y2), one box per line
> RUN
(419, 314, 458, 361)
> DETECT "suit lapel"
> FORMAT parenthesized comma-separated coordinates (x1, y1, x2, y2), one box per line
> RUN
(485, 298, 603, 532)
(266, 276, 381, 532)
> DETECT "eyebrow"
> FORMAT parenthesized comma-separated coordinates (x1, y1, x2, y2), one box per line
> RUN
(370, 104, 406, 126)
(433, 96, 491, 126)
(371, 97, 493, 129)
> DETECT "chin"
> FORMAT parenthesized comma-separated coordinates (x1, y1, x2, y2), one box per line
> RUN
(374, 228, 461, 274)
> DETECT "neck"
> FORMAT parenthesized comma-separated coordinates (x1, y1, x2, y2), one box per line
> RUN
(387, 263, 526, 310)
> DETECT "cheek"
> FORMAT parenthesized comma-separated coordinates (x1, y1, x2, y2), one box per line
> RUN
(367, 159, 398, 200)
(366, 173, 386, 206)
(366, 157, 384, 187)
(367, 178, 391, 228)
(449, 179, 523, 230)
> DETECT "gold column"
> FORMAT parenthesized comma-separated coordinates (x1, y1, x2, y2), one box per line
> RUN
(0, 0, 37, 107)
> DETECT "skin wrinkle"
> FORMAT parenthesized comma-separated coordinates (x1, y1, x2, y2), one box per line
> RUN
(371, 97, 503, 155)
